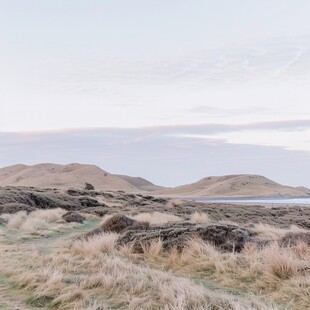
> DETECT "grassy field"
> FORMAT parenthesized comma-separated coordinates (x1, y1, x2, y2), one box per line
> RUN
(0, 207, 309, 310)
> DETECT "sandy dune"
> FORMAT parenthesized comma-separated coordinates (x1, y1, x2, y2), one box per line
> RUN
(160, 174, 310, 198)
(0, 163, 139, 191)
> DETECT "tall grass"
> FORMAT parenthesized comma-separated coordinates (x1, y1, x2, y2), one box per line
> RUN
(70, 232, 119, 256)
(132, 212, 182, 225)
(2, 208, 77, 234)
(1, 239, 278, 310)
(1, 209, 308, 309)
(252, 223, 306, 240)
(125, 237, 310, 309)
(190, 211, 209, 224)
(101, 211, 182, 226)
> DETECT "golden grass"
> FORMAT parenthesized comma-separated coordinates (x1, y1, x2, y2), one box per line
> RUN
(263, 243, 300, 280)
(0, 238, 278, 310)
(1, 208, 79, 234)
(132, 211, 182, 225)
(0, 210, 308, 309)
(70, 232, 119, 256)
(252, 223, 306, 240)
(101, 211, 182, 227)
(127, 238, 310, 309)
(166, 198, 183, 208)
(190, 211, 209, 224)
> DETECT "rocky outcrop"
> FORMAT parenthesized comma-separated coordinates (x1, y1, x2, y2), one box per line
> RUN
(72, 215, 149, 244)
(102, 215, 136, 233)
(62, 211, 85, 223)
(280, 232, 310, 246)
(0, 203, 36, 214)
(102, 214, 149, 233)
(80, 206, 109, 217)
(0, 187, 105, 212)
(116, 223, 252, 252)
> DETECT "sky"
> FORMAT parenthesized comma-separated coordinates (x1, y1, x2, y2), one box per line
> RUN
(1, 1, 310, 187)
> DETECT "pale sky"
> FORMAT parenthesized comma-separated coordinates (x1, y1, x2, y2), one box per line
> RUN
(1, 1, 310, 187)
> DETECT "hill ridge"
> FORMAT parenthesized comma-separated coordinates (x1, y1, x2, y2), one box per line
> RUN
(0, 163, 135, 191)
(1, 164, 309, 197)
(160, 174, 310, 198)
(0, 163, 164, 192)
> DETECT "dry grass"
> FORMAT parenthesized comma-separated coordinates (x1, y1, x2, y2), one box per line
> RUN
(31, 208, 67, 223)
(0, 237, 278, 310)
(252, 223, 306, 240)
(101, 212, 182, 227)
(0, 208, 309, 309)
(166, 198, 183, 208)
(132, 211, 182, 225)
(5, 211, 28, 229)
(190, 211, 209, 224)
(80, 212, 101, 221)
(262, 243, 300, 280)
(70, 232, 119, 256)
(125, 237, 310, 309)
(1, 208, 79, 234)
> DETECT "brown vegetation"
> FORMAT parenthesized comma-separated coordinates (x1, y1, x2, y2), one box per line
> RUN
(62, 211, 85, 223)
(0, 187, 309, 309)
(117, 222, 252, 253)
(280, 231, 310, 246)
(101, 214, 137, 233)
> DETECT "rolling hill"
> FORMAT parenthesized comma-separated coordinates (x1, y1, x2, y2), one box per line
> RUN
(115, 175, 165, 191)
(160, 174, 310, 198)
(0, 163, 142, 192)
(1, 165, 309, 198)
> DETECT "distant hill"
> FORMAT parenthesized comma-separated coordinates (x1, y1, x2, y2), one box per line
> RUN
(0, 163, 141, 192)
(1, 165, 309, 198)
(160, 174, 310, 198)
(115, 175, 165, 191)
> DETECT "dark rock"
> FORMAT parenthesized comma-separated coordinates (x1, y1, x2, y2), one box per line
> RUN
(78, 197, 102, 208)
(123, 221, 150, 232)
(62, 211, 85, 223)
(280, 232, 310, 246)
(84, 182, 95, 191)
(0, 203, 36, 214)
(101, 192, 115, 198)
(27, 192, 78, 210)
(150, 197, 167, 204)
(67, 189, 84, 196)
(101, 214, 136, 233)
(80, 206, 109, 217)
(67, 188, 100, 197)
(116, 223, 252, 252)
(0, 187, 104, 211)
(72, 219, 150, 246)
(143, 196, 153, 200)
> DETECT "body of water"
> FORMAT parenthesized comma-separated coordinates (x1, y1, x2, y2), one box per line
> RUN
(190, 197, 310, 206)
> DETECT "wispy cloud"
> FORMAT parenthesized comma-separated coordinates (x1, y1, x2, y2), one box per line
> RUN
(2, 36, 310, 131)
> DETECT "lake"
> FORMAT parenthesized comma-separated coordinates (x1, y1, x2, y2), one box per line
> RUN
(189, 197, 310, 206)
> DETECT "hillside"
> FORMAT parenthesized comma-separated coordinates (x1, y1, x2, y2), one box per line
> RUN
(0, 163, 139, 192)
(115, 175, 165, 191)
(1, 165, 309, 198)
(160, 174, 310, 198)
